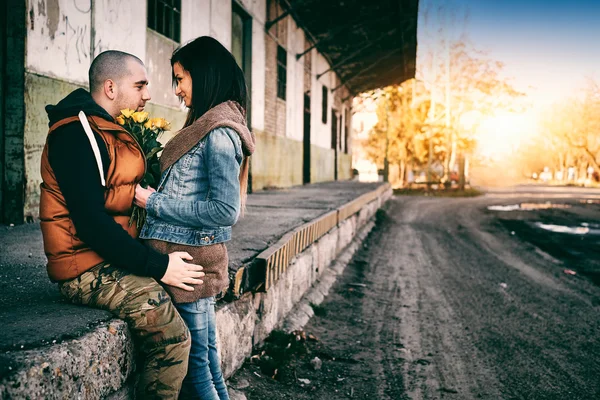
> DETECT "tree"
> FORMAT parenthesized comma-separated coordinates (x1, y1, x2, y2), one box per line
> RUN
(362, 79, 446, 186)
(360, 40, 522, 189)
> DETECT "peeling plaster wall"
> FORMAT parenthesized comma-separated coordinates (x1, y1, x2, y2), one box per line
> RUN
(92, 0, 147, 60)
(145, 29, 180, 109)
(311, 145, 335, 183)
(27, 0, 92, 84)
(23, 73, 85, 218)
(285, 18, 305, 143)
(312, 53, 334, 150)
(181, 0, 210, 42)
(250, 1, 266, 132)
(252, 130, 303, 190)
(211, 0, 232, 50)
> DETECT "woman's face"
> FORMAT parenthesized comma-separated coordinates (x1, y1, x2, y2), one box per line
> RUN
(173, 62, 192, 107)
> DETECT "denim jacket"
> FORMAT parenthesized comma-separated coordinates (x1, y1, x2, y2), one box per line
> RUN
(139, 127, 243, 246)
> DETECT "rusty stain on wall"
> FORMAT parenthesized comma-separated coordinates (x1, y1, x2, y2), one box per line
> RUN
(46, 0, 60, 40)
(29, 7, 35, 30)
(37, 0, 46, 16)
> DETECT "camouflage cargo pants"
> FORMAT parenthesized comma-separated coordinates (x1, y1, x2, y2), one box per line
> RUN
(59, 263, 191, 399)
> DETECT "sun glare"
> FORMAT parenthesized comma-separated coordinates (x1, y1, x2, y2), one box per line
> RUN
(475, 112, 537, 160)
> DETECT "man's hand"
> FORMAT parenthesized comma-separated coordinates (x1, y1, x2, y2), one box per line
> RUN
(134, 184, 156, 209)
(161, 252, 205, 291)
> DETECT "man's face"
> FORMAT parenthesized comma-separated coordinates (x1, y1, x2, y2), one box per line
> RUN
(114, 60, 151, 113)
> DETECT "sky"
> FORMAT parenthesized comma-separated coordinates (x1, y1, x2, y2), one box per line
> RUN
(417, 0, 600, 106)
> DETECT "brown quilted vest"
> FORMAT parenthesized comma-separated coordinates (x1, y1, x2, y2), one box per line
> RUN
(39, 115, 145, 281)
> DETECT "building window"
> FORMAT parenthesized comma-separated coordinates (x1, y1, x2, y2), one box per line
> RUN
(322, 85, 328, 124)
(344, 108, 350, 154)
(277, 45, 287, 100)
(232, 4, 253, 124)
(331, 110, 338, 150)
(148, 0, 181, 42)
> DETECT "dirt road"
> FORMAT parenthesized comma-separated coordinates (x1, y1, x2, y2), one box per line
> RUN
(231, 194, 600, 399)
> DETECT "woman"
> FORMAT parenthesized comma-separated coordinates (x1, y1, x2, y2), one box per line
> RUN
(135, 36, 255, 399)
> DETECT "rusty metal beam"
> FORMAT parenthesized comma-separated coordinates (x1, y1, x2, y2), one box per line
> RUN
(296, 14, 390, 61)
(265, 9, 292, 31)
(331, 48, 402, 93)
(316, 28, 398, 79)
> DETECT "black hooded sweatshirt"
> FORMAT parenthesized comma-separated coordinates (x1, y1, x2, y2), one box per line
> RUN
(45, 89, 168, 279)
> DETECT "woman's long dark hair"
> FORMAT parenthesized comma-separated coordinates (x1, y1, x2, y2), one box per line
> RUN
(171, 36, 247, 125)
(171, 36, 250, 212)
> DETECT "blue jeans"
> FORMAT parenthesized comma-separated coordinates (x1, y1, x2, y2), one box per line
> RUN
(176, 297, 229, 400)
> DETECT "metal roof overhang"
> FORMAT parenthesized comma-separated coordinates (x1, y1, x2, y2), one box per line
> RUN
(282, 0, 419, 95)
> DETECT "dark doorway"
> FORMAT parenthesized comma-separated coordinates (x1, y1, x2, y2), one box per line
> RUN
(303, 93, 311, 184)
(1, 0, 26, 224)
(331, 110, 338, 181)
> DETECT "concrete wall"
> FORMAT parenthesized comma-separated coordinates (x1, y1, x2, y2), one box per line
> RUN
(145, 29, 180, 109)
(311, 145, 335, 183)
(311, 53, 334, 150)
(23, 73, 85, 219)
(285, 17, 305, 143)
(27, 0, 91, 85)
(2, 0, 27, 224)
(252, 130, 303, 190)
(339, 153, 353, 181)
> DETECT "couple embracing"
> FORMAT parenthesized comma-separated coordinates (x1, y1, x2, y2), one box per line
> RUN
(39, 36, 254, 399)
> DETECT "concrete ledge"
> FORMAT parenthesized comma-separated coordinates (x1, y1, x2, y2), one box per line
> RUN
(281, 219, 376, 333)
(0, 320, 133, 399)
(0, 183, 391, 398)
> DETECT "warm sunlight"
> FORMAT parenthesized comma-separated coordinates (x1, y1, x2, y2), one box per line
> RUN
(475, 112, 538, 160)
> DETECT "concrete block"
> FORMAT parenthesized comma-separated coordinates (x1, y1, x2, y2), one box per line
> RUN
(252, 280, 281, 346)
(290, 253, 313, 305)
(216, 294, 257, 379)
(281, 220, 377, 334)
(337, 216, 356, 252)
(315, 228, 338, 275)
(0, 320, 133, 400)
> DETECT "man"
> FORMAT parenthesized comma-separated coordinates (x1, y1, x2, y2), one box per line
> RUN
(39, 51, 203, 399)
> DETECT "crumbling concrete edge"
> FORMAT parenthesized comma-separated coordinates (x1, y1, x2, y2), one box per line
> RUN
(0, 320, 134, 400)
(280, 218, 377, 333)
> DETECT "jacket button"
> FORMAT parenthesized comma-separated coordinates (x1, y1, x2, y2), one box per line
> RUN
(204, 236, 209, 241)
(211, 235, 214, 240)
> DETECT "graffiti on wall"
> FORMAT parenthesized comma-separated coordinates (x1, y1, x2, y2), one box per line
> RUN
(27, 0, 91, 83)
(93, 0, 136, 56)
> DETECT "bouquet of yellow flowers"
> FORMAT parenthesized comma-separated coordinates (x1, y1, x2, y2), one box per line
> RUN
(116, 109, 171, 228)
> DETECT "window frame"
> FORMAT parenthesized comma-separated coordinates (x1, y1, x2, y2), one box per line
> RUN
(147, 0, 181, 43)
(321, 85, 328, 124)
(276, 45, 287, 100)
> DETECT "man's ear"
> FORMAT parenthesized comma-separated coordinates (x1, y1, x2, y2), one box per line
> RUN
(104, 79, 117, 100)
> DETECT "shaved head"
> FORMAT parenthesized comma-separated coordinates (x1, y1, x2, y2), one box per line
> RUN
(89, 50, 144, 94)
(88, 50, 151, 118)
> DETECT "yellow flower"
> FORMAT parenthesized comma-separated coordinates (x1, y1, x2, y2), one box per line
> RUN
(116, 115, 125, 125)
(120, 109, 135, 118)
(144, 120, 153, 129)
(131, 111, 149, 123)
(152, 118, 171, 130)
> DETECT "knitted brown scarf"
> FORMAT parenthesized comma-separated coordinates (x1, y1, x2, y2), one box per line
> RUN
(160, 100, 255, 173)
(147, 101, 255, 304)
